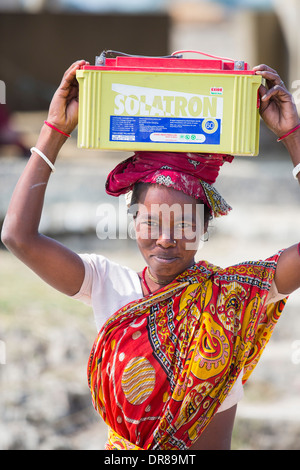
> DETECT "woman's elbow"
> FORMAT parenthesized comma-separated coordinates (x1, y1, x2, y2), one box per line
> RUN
(1, 218, 32, 255)
(1, 219, 13, 249)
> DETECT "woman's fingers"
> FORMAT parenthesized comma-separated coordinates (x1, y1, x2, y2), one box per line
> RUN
(261, 83, 288, 102)
(47, 60, 89, 133)
(254, 68, 285, 88)
(253, 63, 277, 74)
(64, 60, 88, 81)
(59, 60, 89, 93)
(252, 64, 300, 135)
(253, 64, 290, 103)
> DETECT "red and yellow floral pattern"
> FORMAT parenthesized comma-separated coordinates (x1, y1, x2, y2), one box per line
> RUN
(88, 253, 286, 450)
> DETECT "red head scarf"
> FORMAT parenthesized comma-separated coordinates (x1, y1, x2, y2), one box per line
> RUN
(105, 152, 233, 217)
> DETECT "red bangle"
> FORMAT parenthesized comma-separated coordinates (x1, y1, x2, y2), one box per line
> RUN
(277, 123, 300, 142)
(44, 121, 71, 138)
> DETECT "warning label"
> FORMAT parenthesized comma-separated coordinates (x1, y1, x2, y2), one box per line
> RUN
(110, 116, 221, 145)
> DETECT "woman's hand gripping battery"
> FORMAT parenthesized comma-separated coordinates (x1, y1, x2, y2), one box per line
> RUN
(47, 60, 89, 137)
(254, 64, 300, 139)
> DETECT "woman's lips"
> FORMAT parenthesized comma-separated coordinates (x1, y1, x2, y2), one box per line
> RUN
(152, 255, 179, 264)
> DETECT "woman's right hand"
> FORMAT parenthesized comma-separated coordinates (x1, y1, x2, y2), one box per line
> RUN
(46, 59, 89, 136)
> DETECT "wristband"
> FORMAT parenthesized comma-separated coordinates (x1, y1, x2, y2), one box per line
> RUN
(277, 123, 300, 142)
(30, 147, 56, 172)
(44, 120, 71, 138)
(292, 162, 300, 180)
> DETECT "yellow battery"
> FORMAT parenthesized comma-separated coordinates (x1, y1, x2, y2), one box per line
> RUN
(76, 53, 262, 156)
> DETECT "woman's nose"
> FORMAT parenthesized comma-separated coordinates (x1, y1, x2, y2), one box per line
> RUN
(156, 232, 177, 248)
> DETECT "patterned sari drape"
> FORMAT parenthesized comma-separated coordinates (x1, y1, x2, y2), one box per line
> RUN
(88, 253, 286, 450)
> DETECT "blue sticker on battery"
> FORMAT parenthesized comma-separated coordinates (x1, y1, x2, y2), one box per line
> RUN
(110, 116, 221, 145)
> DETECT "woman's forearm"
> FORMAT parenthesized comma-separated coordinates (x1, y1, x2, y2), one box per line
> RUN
(1, 124, 67, 250)
(3, 58, 88, 250)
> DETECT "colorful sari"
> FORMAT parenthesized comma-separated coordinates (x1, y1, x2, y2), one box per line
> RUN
(87, 253, 287, 450)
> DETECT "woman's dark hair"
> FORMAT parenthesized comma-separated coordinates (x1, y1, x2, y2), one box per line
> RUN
(129, 182, 212, 227)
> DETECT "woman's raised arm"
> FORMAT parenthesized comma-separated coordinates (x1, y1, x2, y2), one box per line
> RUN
(254, 64, 300, 295)
(1, 60, 89, 296)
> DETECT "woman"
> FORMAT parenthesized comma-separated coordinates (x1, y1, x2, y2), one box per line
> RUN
(2, 60, 300, 450)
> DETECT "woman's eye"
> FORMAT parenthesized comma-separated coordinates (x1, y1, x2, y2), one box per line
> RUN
(177, 222, 192, 228)
(141, 220, 158, 227)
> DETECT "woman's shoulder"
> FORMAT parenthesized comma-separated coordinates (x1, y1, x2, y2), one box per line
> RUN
(196, 253, 281, 286)
(78, 252, 138, 280)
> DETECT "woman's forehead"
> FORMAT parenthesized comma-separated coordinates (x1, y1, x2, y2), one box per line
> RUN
(136, 200, 204, 223)
(137, 183, 197, 205)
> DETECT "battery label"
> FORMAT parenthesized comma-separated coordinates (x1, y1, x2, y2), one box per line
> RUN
(109, 83, 223, 145)
(110, 116, 221, 144)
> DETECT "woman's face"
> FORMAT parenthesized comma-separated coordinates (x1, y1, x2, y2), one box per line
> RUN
(134, 185, 207, 282)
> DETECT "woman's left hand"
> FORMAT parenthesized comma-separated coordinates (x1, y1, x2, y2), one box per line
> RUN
(253, 64, 299, 139)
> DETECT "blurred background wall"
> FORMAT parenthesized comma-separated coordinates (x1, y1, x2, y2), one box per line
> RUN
(0, 12, 170, 111)
(0, 0, 299, 111)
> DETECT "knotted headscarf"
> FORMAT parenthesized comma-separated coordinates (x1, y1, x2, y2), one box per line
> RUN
(105, 152, 233, 217)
